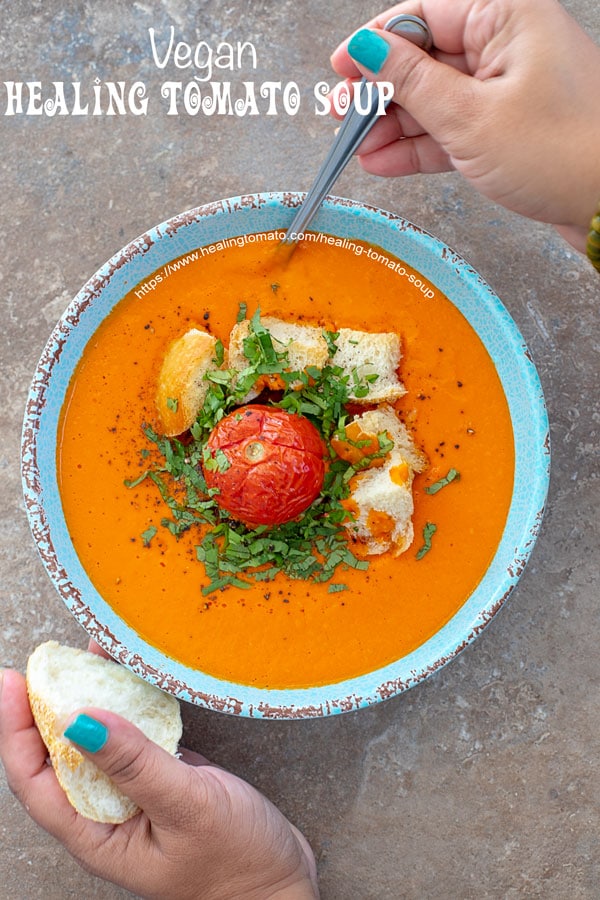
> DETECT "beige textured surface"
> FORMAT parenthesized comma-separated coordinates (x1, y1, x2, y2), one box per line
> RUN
(1, 1, 599, 897)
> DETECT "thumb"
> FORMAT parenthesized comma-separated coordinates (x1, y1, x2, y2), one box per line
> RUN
(347, 27, 481, 144)
(63, 708, 188, 824)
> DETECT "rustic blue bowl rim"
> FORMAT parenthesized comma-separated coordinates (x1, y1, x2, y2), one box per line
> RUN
(21, 192, 550, 719)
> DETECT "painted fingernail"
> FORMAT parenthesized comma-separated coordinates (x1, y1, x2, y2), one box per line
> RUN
(64, 713, 108, 753)
(347, 29, 390, 74)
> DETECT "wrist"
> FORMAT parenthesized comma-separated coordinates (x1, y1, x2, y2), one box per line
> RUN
(553, 223, 588, 255)
(554, 198, 600, 268)
(549, 114, 600, 256)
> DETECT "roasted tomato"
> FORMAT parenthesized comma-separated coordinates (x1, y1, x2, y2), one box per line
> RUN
(203, 405, 326, 527)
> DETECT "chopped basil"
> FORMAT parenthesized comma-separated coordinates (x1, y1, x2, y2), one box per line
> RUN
(127, 310, 398, 594)
(213, 339, 225, 366)
(124, 469, 150, 489)
(323, 330, 340, 356)
(202, 445, 231, 473)
(425, 468, 460, 495)
(141, 525, 158, 546)
(415, 522, 437, 560)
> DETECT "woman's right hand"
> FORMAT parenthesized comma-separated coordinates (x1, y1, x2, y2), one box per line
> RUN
(330, 0, 600, 252)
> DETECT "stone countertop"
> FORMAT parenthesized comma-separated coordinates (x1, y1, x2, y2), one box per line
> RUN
(1, 2, 598, 897)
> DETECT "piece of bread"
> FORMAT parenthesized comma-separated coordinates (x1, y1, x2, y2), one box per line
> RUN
(227, 316, 329, 398)
(342, 406, 427, 555)
(331, 328, 405, 404)
(156, 327, 219, 435)
(26, 641, 182, 824)
(350, 405, 427, 474)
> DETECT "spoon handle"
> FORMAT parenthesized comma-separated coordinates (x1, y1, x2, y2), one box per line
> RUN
(282, 15, 432, 244)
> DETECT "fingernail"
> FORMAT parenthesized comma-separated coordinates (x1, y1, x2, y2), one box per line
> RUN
(64, 713, 108, 753)
(347, 29, 390, 74)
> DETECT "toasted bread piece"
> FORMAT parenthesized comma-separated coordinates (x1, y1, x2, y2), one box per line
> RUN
(350, 405, 427, 474)
(331, 328, 405, 404)
(26, 641, 182, 823)
(342, 406, 427, 555)
(156, 328, 218, 435)
(227, 316, 329, 398)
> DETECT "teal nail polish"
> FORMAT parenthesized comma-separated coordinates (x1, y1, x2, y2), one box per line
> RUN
(64, 714, 108, 753)
(347, 29, 390, 74)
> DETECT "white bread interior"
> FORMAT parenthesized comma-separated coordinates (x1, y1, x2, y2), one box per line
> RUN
(343, 406, 427, 555)
(227, 316, 329, 398)
(26, 641, 182, 824)
(331, 328, 405, 404)
(156, 327, 218, 435)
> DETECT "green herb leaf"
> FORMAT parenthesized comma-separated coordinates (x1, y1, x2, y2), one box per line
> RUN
(425, 468, 460, 495)
(213, 339, 225, 366)
(202, 445, 231, 473)
(141, 525, 158, 546)
(416, 522, 437, 560)
(128, 309, 382, 592)
(166, 397, 178, 412)
(323, 330, 340, 356)
(124, 469, 150, 489)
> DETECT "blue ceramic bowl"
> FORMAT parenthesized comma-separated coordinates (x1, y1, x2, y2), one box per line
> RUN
(21, 192, 550, 718)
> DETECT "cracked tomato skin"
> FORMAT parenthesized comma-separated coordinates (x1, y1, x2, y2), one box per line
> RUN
(203, 405, 326, 527)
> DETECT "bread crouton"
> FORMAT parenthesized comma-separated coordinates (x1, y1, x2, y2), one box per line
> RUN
(350, 405, 427, 474)
(26, 641, 182, 824)
(156, 328, 219, 435)
(331, 328, 405, 404)
(342, 406, 427, 555)
(227, 315, 329, 398)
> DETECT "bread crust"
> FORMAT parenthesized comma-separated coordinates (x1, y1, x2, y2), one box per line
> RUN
(156, 327, 218, 435)
(342, 406, 427, 555)
(26, 641, 182, 823)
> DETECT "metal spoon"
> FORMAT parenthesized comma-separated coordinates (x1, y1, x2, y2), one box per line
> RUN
(282, 14, 433, 244)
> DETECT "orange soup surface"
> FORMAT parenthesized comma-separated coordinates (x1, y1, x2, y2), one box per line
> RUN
(58, 234, 514, 689)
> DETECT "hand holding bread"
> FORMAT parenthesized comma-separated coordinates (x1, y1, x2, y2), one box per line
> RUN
(26, 641, 183, 823)
(0, 642, 319, 899)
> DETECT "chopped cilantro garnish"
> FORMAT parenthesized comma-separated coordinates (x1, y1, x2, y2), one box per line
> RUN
(166, 397, 178, 412)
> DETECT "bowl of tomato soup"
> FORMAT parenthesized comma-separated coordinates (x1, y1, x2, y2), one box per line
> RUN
(21, 193, 550, 718)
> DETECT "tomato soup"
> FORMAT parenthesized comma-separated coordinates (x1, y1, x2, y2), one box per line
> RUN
(57, 234, 514, 689)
